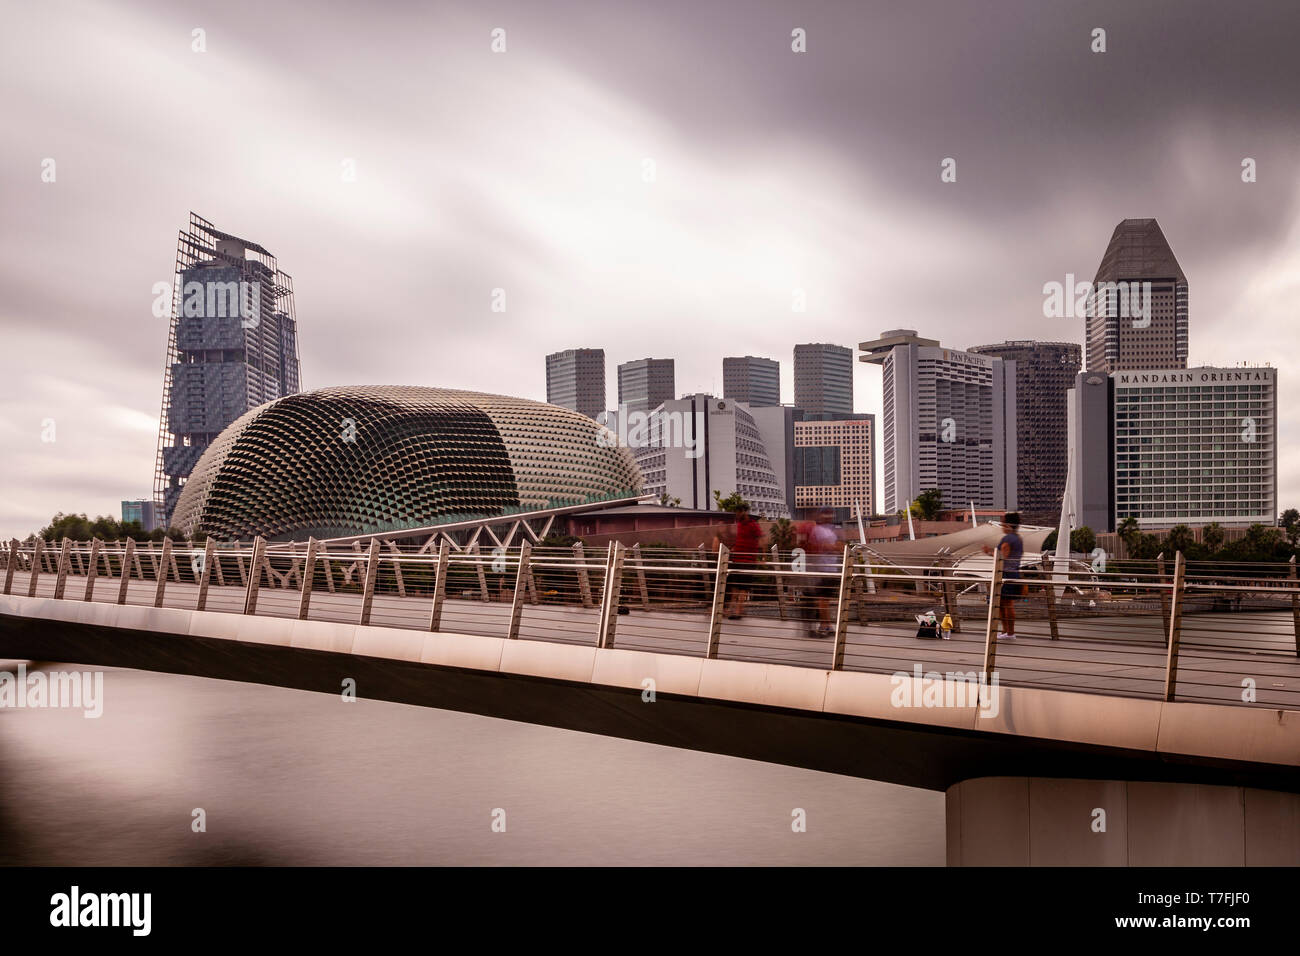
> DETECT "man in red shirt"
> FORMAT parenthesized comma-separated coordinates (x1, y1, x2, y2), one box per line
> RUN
(723, 502, 763, 619)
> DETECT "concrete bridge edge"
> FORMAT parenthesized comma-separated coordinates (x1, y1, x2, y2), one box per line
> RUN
(946, 776, 1300, 865)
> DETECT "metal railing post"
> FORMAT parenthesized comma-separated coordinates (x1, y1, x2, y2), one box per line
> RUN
(940, 554, 960, 633)
(507, 543, 532, 639)
(387, 541, 406, 598)
(153, 536, 172, 607)
(83, 538, 102, 601)
(52, 537, 72, 600)
(630, 542, 650, 610)
(704, 544, 730, 659)
(1156, 552, 1170, 642)
(196, 537, 216, 612)
(296, 537, 319, 620)
(525, 546, 539, 605)
(428, 540, 450, 631)
(982, 546, 1005, 682)
(830, 545, 855, 670)
(694, 543, 709, 599)
(117, 538, 136, 605)
(469, 543, 489, 602)
(320, 546, 334, 592)
(3, 538, 19, 596)
(358, 539, 381, 625)
(595, 542, 627, 648)
(243, 537, 266, 615)
(1044, 556, 1059, 640)
(573, 542, 594, 608)
(771, 544, 787, 620)
(851, 547, 868, 625)
(1163, 551, 1186, 701)
(27, 537, 45, 597)
(1290, 555, 1299, 658)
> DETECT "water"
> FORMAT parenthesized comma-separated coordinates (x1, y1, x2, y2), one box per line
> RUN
(0, 662, 944, 865)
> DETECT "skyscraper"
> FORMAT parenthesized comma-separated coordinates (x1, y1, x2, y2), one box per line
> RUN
(793, 414, 875, 520)
(860, 330, 1016, 514)
(969, 340, 1081, 524)
(1085, 218, 1188, 373)
(120, 499, 158, 533)
(545, 348, 605, 419)
(722, 355, 781, 407)
(793, 343, 854, 416)
(634, 394, 789, 517)
(1069, 367, 1277, 531)
(617, 357, 675, 415)
(154, 213, 301, 527)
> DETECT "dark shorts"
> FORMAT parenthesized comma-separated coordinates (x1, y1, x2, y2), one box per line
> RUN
(725, 563, 754, 597)
(1000, 578, 1023, 600)
(807, 575, 839, 600)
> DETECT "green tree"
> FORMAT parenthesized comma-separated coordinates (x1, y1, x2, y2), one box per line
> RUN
(1202, 521, 1225, 553)
(1070, 526, 1096, 554)
(1243, 523, 1285, 559)
(910, 488, 944, 521)
(1116, 516, 1140, 555)
(712, 490, 748, 513)
(1166, 524, 1195, 554)
(1280, 509, 1300, 547)
(770, 517, 796, 555)
(658, 493, 681, 508)
(1132, 533, 1163, 560)
(88, 515, 123, 540)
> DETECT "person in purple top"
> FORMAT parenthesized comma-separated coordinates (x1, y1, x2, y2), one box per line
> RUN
(981, 512, 1024, 641)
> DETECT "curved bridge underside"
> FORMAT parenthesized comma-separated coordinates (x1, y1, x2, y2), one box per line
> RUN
(1, 596, 1298, 797)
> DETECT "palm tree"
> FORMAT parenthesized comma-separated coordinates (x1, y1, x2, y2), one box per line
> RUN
(1280, 508, 1300, 547)
(1202, 521, 1225, 553)
(770, 517, 797, 556)
(1116, 517, 1140, 557)
(1167, 524, 1195, 554)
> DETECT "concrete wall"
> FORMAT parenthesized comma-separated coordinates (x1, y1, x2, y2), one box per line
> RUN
(947, 776, 1300, 866)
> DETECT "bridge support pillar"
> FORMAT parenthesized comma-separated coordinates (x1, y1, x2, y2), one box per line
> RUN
(946, 776, 1300, 866)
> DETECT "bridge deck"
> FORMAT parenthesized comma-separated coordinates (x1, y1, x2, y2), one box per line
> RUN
(24, 572, 1300, 711)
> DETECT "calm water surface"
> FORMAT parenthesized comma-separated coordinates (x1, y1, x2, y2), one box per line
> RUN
(0, 661, 943, 865)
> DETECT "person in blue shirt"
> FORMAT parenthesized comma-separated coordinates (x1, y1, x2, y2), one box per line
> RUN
(981, 512, 1024, 641)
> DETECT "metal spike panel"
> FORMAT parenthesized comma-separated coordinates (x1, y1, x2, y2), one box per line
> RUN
(171, 385, 643, 542)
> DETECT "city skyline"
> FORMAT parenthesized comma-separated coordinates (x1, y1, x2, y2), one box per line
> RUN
(4, 0, 1300, 539)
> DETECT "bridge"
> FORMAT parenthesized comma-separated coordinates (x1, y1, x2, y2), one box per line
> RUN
(2, 534, 1298, 865)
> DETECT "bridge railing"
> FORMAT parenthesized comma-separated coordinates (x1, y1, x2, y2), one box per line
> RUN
(3, 537, 1298, 708)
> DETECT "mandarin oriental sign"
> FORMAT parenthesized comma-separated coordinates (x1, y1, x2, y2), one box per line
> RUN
(1116, 368, 1273, 385)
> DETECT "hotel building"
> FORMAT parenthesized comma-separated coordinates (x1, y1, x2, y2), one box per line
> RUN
(861, 330, 1017, 515)
(1068, 367, 1277, 531)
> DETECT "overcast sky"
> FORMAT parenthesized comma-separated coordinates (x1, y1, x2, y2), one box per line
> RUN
(3, 0, 1299, 537)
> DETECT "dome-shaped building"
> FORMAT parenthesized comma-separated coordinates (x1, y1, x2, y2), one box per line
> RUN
(170, 386, 641, 540)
